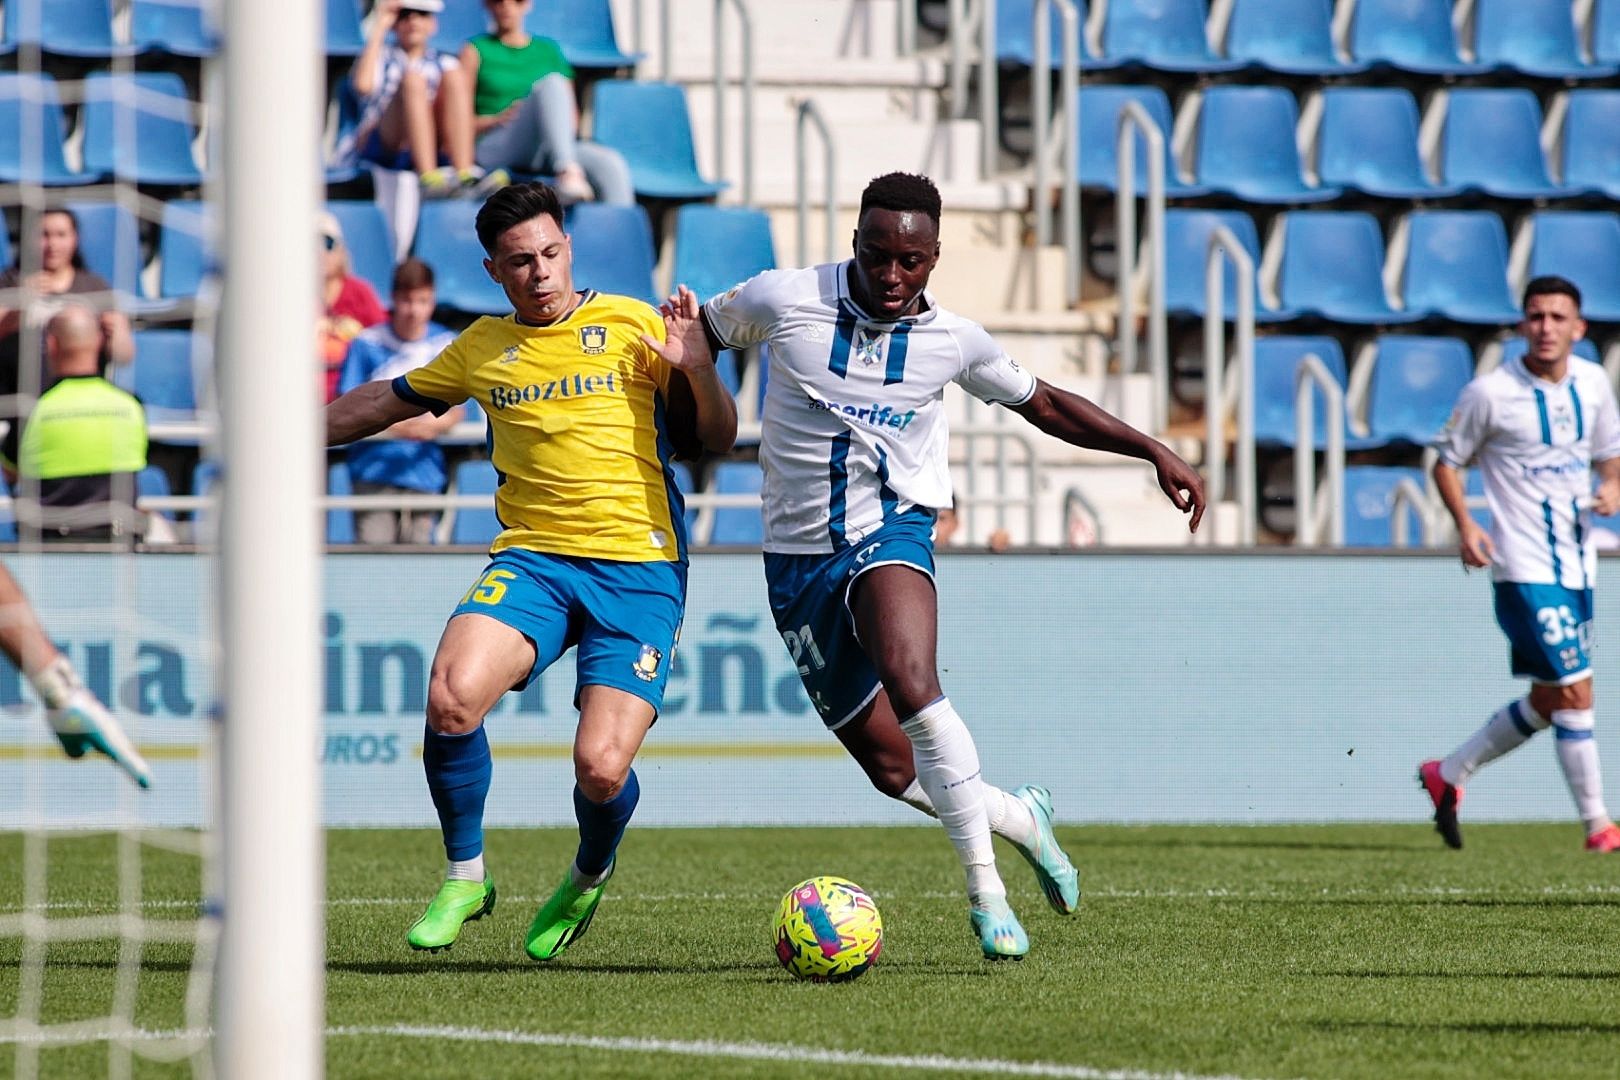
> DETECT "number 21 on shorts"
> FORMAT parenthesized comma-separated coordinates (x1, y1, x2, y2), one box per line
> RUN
(782, 624, 826, 675)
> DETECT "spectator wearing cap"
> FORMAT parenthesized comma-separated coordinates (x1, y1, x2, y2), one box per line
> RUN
(319, 210, 388, 403)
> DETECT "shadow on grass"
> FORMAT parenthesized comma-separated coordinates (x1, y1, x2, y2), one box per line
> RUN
(1311, 968, 1620, 981)
(1313, 1018, 1620, 1035)
(0, 957, 194, 974)
(1081, 837, 1431, 854)
(329, 957, 1001, 979)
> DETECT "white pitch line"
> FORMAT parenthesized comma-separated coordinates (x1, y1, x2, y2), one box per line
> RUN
(0, 1024, 1283, 1080)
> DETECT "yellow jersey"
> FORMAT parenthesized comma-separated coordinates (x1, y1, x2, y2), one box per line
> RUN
(395, 291, 687, 562)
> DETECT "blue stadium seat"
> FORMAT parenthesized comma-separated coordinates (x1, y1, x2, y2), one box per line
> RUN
(1224, 0, 1363, 75)
(64, 201, 144, 301)
(1600, 0, 1620, 66)
(566, 202, 659, 304)
(1100, 0, 1245, 72)
(326, 200, 397, 303)
(1441, 90, 1563, 200)
(1316, 88, 1458, 200)
(1194, 86, 1340, 204)
(1163, 209, 1294, 322)
(0, 473, 16, 541)
(996, 0, 1118, 70)
(132, 0, 218, 57)
(1251, 336, 1349, 449)
(3, 0, 122, 57)
(708, 461, 764, 546)
(1400, 211, 1520, 325)
(430, 0, 488, 53)
(83, 72, 204, 186)
(1562, 91, 1620, 200)
(159, 199, 212, 300)
(0, 75, 80, 186)
(327, 463, 356, 545)
(1077, 84, 1203, 195)
(326, 0, 365, 57)
(1499, 336, 1601, 367)
(592, 81, 726, 200)
(126, 329, 201, 442)
(527, 0, 639, 68)
(1363, 336, 1475, 447)
(672, 205, 776, 302)
(0, 222, 11, 270)
(1277, 212, 1420, 325)
(1343, 466, 1427, 547)
(1474, 0, 1617, 80)
(413, 200, 509, 315)
(450, 459, 503, 546)
(1348, 0, 1485, 75)
(189, 459, 222, 539)
(137, 465, 173, 521)
(1525, 212, 1620, 323)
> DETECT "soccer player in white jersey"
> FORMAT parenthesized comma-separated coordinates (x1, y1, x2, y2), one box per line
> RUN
(1422, 276, 1620, 853)
(690, 172, 1205, 959)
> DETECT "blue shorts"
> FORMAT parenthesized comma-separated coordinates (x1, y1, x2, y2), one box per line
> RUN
(1493, 581, 1594, 685)
(763, 513, 936, 730)
(453, 548, 687, 712)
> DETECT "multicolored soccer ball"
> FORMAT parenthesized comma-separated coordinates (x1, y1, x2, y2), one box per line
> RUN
(773, 876, 883, 982)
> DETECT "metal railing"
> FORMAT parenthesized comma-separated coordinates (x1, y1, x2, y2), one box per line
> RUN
(1291, 353, 1345, 547)
(1390, 478, 1437, 548)
(947, 0, 999, 179)
(795, 99, 837, 266)
(713, 0, 756, 205)
(1030, 0, 1080, 306)
(951, 418, 1041, 543)
(1114, 99, 1168, 433)
(1202, 226, 1256, 545)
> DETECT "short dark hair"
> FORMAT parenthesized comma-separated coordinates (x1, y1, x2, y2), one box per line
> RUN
(859, 172, 941, 226)
(1523, 275, 1582, 313)
(392, 256, 435, 293)
(474, 182, 563, 255)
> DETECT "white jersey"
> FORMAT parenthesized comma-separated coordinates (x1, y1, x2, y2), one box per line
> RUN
(703, 262, 1036, 553)
(1434, 355, 1620, 587)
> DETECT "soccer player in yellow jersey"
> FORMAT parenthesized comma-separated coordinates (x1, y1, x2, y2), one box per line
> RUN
(326, 183, 736, 960)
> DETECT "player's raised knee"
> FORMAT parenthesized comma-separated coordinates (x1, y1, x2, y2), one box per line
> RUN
(573, 754, 631, 802)
(425, 671, 488, 736)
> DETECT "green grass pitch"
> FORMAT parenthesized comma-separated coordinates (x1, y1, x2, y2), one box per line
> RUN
(3, 823, 1618, 1079)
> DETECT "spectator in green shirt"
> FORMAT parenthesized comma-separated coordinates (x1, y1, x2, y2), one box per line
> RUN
(461, 0, 634, 206)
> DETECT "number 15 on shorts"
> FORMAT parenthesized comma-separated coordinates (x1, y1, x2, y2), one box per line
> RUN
(461, 568, 516, 606)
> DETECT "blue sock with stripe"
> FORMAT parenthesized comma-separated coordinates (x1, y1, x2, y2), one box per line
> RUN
(573, 768, 640, 881)
(423, 726, 492, 862)
(1441, 698, 1547, 786)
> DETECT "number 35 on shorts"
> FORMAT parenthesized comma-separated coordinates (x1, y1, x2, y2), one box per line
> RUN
(1537, 605, 1593, 651)
(460, 568, 517, 606)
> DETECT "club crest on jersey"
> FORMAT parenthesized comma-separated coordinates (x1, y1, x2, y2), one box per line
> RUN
(1551, 403, 1575, 435)
(855, 328, 883, 366)
(580, 325, 608, 355)
(632, 644, 663, 681)
(500, 344, 520, 364)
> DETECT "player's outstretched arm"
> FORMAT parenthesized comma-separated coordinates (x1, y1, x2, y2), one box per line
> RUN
(326, 379, 429, 447)
(644, 285, 738, 454)
(1010, 380, 1205, 532)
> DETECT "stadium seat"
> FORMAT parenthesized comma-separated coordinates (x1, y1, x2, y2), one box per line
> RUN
(188, 459, 222, 540)
(132, 0, 218, 57)
(430, 0, 488, 53)
(1077, 84, 1203, 195)
(1599, 0, 1620, 66)
(708, 461, 764, 546)
(326, 463, 356, 545)
(412, 200, 509, 315)
(1316, 88, 1459, 200)
(1525, 212, 1620, 323)
(0, 74, 80, 186)
(566, 202, 659, 305)
(0, 222, 11, 270)
(1440, 90, 1563, 200)
(450, 459, 503, 546)
(83, 72, 205, 186)
(671, 205, 776, 302)
(1193, 86, 1340, 204)
(1473, 0, 1617, 80)
(996, 0, 1118, 71)
(591, 81, 726, 200)
(1277, 212, 1419, 325)
(1343, 466, 1428, 547)
(1363, 336, 1475, 447)
(1163, 208, 1293, 322)
(1561, 91, 1620, 200)
(158, 199, 213, 300)
(1347, 0, 1486, 75)
(1223, 0, 1363, 75)
(0, 475, 18, 542)
(125, 329, 202, 444)
(1099, 0, 1245, 73)
(64, 201, 144, 302)
(1400, 211, 1520, 325)
(527, 0, 639, 68)
(1251, 336, 1349, 449)
(3, 0, 122, 57)
(326, 0, 366, 57)
(137, 465, 173, 521)
(326, 200, 397, 303)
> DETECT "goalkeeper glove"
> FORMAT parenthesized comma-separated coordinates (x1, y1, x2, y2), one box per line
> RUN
(31, 656, 153, 790)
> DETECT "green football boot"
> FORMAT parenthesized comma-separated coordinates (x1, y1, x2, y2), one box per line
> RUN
(525, 860, 613, 962)
(1010, 784, 1081, 915)
(969, 896, 1029, 961)
(406, 876, 496, 953)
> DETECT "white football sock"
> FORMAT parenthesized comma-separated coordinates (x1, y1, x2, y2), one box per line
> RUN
(1441, 698, 1547, 786)
(896, 778, 1038, 849)
(899, 696, 1004, 902)
(446, 855, 485, 882)
(1550, 709, 1610, 828)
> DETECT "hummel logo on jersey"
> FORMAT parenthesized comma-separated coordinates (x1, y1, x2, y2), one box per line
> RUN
(489, 371, 626, 410)
(580, 325, 608, 355)
(500, 345, 519, 363)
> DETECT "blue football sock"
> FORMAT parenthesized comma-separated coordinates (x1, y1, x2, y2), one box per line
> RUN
(573, 768, 639, 877)
(423, 725, 492, 862)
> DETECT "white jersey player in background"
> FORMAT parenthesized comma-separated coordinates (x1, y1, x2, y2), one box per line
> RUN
(1422, 275, 1620, 853)
(682, 172, 1204, 959)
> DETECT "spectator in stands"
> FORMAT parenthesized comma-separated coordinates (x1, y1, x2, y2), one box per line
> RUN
(0, 207, 135, 466)
(461, 0, 634, 206)
(934, 499, 1010, 552)
(13, 306, 148, 544)
(335, 0, 509, 198)
(338, 257, 463, 544)
(319, 211, 388, 403)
